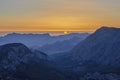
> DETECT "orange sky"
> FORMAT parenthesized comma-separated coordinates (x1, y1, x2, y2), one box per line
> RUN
(0, 0, 120, 32)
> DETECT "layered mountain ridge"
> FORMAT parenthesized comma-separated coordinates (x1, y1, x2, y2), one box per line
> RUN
(0, 32, 89, 55)
(0, 33, 89, 47)
(0, 26, 120, 80)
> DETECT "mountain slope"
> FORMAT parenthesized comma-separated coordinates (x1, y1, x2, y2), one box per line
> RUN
(0, 43, 33, 71)
(39, 36, 88, 54)
(0, 43, 68, 80)
(72, 27, 120, 65)
(53, 26, 120, 73)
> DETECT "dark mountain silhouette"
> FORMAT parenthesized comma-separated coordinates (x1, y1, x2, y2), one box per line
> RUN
(52, 26, 120, 73)
(0, 43, 68, 80)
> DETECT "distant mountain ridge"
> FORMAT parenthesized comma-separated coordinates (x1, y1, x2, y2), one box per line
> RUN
(0, 33, 89, 47)
(38, 35, 89, 54)
(0, 32, 89, 55)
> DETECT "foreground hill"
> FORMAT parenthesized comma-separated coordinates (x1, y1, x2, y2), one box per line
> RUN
(0, 43, 67, 80)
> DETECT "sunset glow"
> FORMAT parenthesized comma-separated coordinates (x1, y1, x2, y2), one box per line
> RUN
(64, 31, 68, 34)
(0, 0, 120, 32)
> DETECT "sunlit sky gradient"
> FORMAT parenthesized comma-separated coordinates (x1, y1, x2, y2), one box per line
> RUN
(0, 0, 120, 32)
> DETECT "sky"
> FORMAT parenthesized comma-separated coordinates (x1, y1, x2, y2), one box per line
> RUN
(0, 0, 120, 32)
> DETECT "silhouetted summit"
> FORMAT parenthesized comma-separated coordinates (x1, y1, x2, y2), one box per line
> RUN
(0, 43, 67, 80)
(0, 43, 31, 53)
(96, 26, 120, 32)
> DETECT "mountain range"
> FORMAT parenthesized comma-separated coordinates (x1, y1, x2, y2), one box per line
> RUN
(0, 33, 89, 54)
(52, 26, 120, 73)
(38, 36, 87, 54)
(0, 26, 120, 80)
